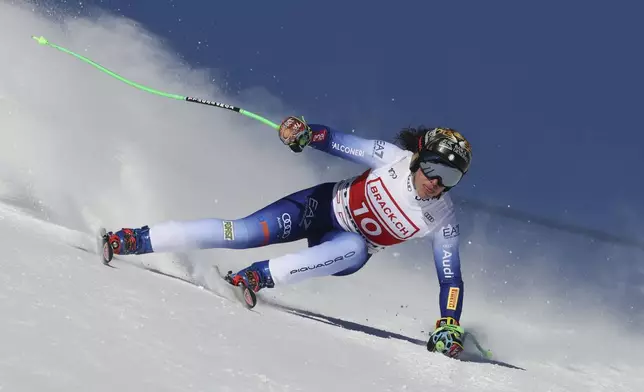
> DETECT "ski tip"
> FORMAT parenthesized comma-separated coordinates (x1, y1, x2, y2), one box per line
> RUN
(241, 285, 258, 309)
(101, 244, 113, 265)
(96, 227, 113, 265)
(220, 268, 258, 309)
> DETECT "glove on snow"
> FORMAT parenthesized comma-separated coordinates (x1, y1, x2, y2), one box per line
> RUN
(427, 317, 465, 358)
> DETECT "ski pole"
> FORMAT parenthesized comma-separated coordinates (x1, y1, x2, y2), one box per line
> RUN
(463, 331, 493, 358)
(30, 35, 280, 131)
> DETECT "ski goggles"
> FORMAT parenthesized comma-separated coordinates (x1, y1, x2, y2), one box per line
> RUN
(418, 158, 464, 188)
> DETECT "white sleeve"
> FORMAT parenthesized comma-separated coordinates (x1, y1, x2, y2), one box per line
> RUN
(308, 124, 408, 169)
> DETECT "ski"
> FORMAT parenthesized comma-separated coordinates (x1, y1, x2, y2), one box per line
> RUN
(216, 266, 258, 309)
(94, 227, 255, 308)
(97, 227, 114, 265)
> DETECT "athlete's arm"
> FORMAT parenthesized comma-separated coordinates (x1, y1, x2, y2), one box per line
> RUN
(307, 123, 405, 169)
(431, 215, 464, 322)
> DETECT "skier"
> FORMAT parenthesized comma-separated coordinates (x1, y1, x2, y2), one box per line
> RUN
(104, 115, 472, 358)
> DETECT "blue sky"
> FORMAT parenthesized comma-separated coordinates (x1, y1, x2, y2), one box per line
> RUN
(59, 0, 643, 236)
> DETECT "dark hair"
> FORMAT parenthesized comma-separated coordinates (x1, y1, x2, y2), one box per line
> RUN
(393, 126, 432, 153)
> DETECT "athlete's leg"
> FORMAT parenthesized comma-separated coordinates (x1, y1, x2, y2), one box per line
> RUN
(306, 226, 372, 277)
(106, 182, 337, 256)
(270, 230, 372, 285)
(228, 229, 373, 291)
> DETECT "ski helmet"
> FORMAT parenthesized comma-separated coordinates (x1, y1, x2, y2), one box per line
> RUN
(409, 127, 472, 191)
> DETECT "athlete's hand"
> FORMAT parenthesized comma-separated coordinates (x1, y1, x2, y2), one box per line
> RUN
(426, 317, 465, 358)
(278, 115, 312, 153)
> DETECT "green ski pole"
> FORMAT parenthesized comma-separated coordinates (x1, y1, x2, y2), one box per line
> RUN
(31, 35, 280, 130)
(464, 331, 493, 359)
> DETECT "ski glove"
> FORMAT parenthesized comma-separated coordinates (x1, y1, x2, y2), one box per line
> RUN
(279, 115, 312, 153)
(427, 317, 465, 358)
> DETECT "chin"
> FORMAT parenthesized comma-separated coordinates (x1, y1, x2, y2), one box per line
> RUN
(423, 189, 438, 198)
(426, 189, 444, 198)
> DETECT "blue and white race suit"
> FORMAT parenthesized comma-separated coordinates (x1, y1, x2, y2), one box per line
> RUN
(146, 124, 465, 321)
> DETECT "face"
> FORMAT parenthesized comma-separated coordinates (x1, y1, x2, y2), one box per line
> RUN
(413, 169, 445, 199)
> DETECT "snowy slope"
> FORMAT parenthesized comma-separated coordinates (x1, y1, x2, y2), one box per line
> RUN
(2, 201, 641, 392)
(0, 202, 441, 392)
(1, 2, 644, 391)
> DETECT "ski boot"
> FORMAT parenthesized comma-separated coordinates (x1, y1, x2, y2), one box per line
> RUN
(223, 261, 274, 308)
(100, 225, 153, 264)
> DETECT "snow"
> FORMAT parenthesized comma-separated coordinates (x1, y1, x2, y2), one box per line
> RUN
(1, 2, 643, 391)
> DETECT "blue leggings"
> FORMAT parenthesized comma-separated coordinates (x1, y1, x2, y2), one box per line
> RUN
(147, 182, 371, 279)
